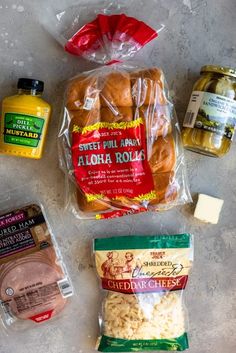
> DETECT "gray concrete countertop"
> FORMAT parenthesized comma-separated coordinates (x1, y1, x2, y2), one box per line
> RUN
(0, 0, 236, 352)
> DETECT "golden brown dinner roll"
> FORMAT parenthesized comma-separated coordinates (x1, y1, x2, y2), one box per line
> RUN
(131, 67, 164, 86)
(110, 196, 140, 210)
(110, 171, 178, 209)
(69, 109, 100, 131)
(66, 75, 100, 111)
(100, 72, 133, 107)
(137, 105, 171, 138)
(100, 107, 133, 123)
(149, 172, 178, 205)
(149, 135, 176, 174)
(76, 188, 110, 213)
(131, 67, 166, 106)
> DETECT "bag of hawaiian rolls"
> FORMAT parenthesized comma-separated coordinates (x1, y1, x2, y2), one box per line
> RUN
(53, 2, 191, 219)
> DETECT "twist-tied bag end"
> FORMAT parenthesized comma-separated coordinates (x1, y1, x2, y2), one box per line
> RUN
(65, 13, 158, 64)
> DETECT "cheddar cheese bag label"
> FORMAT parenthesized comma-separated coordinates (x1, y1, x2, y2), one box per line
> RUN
(94, 234, 193, 352)
(94, 234, 192, 293)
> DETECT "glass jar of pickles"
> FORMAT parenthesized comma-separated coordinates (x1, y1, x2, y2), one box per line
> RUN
(182, 65, 236, 157)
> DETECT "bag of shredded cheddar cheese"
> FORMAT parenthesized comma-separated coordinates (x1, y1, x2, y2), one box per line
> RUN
(94, 234, 193, 352)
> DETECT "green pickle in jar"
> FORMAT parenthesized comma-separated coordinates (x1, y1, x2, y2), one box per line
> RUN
(182, 65, 236, 157)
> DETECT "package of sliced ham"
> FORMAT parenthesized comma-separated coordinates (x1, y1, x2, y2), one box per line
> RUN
(49, 2, 191, 219)
(0, 203, 73, 331)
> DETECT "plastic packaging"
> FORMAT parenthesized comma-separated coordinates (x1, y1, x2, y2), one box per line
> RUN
(52, 2, 191, 219)
(0, 189, 73, 332)
(94, 234, 193, 352)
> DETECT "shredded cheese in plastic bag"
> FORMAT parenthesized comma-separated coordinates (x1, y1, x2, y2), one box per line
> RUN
(94, 234, 193, 352)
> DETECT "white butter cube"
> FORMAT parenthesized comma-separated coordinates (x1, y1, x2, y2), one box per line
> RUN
(194, 194, 224, 224)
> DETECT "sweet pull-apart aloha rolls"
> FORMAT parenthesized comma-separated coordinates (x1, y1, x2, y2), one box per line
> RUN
(100, 106, 133, 123)
(131, 67, 166, 106)
(76, 187, 110, 213)
(69, 109, 100, 130)
(68, 109, 100, 143)
(150, 171, 178, 206)
(66, 74, 100, 111)
(110, 171, 178, 210)
(100, 71, 133, 107)
(137, 105, 171, 138)
(149, 134, 176, 174)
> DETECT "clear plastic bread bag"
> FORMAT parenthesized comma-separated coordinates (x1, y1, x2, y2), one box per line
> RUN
(0, 187, 74, 333)
(94, 234, 194, 352)
(44, 0, 192, 219)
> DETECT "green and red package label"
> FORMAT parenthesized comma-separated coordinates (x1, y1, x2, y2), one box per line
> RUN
(94, 234, 192, 294)
(4, 113, 44, 147)
(71, 118, 156, 202)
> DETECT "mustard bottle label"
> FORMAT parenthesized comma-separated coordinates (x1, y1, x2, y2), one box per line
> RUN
(183, 91, 236, 140)
(3, 113, 45, 147)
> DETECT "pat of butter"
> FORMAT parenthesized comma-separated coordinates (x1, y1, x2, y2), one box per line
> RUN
(194, 194, 224, 224)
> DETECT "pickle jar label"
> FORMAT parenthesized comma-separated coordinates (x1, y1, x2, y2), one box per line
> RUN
(183, 91, 236, 140)
(4, 113, 45, 147)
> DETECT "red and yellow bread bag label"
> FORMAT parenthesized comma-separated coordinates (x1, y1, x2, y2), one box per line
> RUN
(71, 119, 155, 202)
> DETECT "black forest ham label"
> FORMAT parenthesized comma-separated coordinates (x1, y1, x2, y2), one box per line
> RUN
(0, 204, 52, 264)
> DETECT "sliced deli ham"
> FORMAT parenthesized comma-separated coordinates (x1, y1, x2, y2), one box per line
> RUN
(0, 204, 73, 327)
(0, 248, 66, 321)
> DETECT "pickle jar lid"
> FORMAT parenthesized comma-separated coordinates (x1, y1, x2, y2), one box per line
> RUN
(17, 78, 44, 92)
(201, 65, 236, 78)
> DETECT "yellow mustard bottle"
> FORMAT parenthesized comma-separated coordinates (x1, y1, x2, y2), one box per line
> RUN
(0, 78, 51, 159)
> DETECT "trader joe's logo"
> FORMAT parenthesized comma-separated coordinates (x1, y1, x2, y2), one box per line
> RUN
(150, 251, 165, 259)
